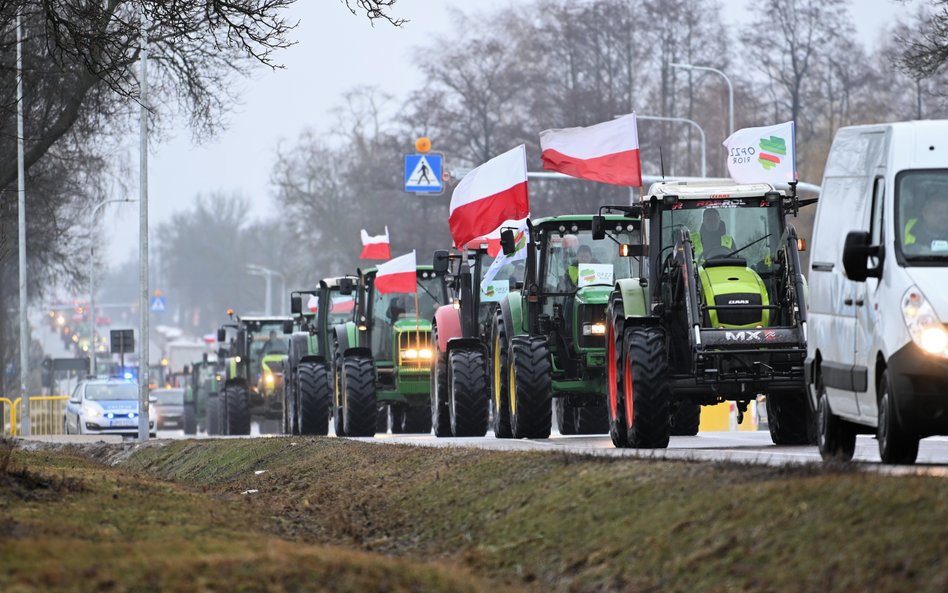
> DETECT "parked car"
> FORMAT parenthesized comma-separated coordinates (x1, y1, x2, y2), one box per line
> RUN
(807, 120, 948, 464)
(151, 388, 185, 430)
(64, 378, 155, 437)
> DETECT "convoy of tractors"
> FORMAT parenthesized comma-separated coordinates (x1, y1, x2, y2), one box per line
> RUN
(180, 179, 816, 451)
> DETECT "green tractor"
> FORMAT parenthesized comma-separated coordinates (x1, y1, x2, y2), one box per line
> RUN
(215, 312, 294, 435)
(430, 241, 525, 437)
(489, 215, 644, 439)
(602, 181, 813, 448)
(330, 264, 449, 436)
(283, 277, 358, 435)
(183, 354, 222, 435)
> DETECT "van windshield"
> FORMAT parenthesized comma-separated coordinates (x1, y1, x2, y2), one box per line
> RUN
(897, 170, 948, 264)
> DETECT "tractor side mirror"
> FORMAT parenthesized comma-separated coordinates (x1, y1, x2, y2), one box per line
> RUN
(591, 215, 606, 240)
(338, 277, 355, 296)
(432, 250, 450, 274)
(182, 365, 190, 375)
(216, 328, 226, 343)
(290, 295, 302, 316)
(619, 244, 644, 257)
(282, 320, 294, 334)
(500, 229, 516, 255)
(842, 231, 882, 282)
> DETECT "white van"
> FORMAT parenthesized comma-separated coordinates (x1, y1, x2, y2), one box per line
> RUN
(808, 120, 948, 464)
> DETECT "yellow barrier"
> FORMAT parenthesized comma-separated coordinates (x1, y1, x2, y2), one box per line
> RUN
(26, 396, 69, 436)
(1, 397, 17, 437)
(0, 396, 68, 437)
(698, 400, 759, 432)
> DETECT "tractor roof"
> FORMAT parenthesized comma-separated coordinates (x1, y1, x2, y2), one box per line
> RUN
(532, 214, 637, 227)
(647, 180, 783, 200)
(361, 264, 437, 276)
(240, 316, 293, 323)
(320, 275, 358, 289)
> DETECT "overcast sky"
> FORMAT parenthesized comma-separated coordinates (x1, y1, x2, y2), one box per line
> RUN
(103, 0, 914, 269)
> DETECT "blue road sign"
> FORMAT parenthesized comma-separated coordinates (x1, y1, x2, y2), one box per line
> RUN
(150, 296, 166, 312)
(404, 153, 443, 193)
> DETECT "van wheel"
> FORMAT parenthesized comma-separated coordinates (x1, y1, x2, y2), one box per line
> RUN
(816, 379, 855, 461)
(878, 370, 919, 465)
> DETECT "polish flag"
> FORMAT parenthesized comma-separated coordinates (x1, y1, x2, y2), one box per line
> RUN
(467, 216, 530, 256)
(331, 296, 355, 314)
(540, 114, 643, 186)
(360, 226, 391, 260)
(449, 145, 530, 249)
(375, 251, 417, 294)
(307, 294, 319, 312)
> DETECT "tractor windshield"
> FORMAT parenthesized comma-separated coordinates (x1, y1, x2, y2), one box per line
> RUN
(542, 227, 642, 294)
(662, 200, 783, 271)
(250, 323, 290, 358)
(370, 273, 446, 360)
(328, 292, 356, 325)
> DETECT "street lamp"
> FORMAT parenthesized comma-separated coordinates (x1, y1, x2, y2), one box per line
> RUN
(88, 198, 137, 376)
(629, 114, 707, 178)
(669, 62, 734, 136)
(247, 265, 287, 315)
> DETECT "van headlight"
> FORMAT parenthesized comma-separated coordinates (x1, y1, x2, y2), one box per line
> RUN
(902, 286, 948, 357)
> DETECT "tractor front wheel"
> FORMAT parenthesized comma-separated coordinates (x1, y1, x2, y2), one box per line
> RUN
(222, 385, 251, 436)
(341, 356, 377, 437)
(431, 334, 452, 437)
(449, 349, 489, 437)
(766, 391, 811, 445)
(508, 336, 552, 439)
(490, 312, 513, 438)
(299, 362, 331, 436)
(670, 401, 701, 436)
(622, 327, 670, 448)
(606, 295, 630, 447)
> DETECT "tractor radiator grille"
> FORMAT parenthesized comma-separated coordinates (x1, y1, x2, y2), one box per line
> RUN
(713, 293, 763, 327)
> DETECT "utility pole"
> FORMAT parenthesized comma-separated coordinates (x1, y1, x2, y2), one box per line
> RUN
(138, 12, 150, 441)
(17, 13, 30, 436)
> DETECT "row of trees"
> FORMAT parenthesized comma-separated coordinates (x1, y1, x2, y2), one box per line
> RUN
(127, 0, 948, 337)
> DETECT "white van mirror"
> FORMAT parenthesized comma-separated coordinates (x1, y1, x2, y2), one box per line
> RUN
(842, 231, 882, 282)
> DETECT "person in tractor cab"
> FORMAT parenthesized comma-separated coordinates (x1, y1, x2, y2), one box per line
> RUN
(903, 189, 948, 252)
(560, 241, 597, 291)
(260, 330, 286, 356)
(691, 208, 738, 261)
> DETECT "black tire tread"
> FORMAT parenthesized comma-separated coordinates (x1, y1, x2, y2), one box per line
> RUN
(624, 327, 670, 448)
(509, 336, 553, 439)
(299, 362, 331, 436)
(767, 392, 810, 445)
(223, 385, 251, 436)
(449, 349, 490, 437)
(670, 401, 701, 436)
(342, 356, 377, 437)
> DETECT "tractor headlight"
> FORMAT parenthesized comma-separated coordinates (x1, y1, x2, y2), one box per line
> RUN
(419, 348, 433, 359)
(902, 286, 948, 357)
(265, 373, 275, 385)
(582, 323, 607, 336)
(401, 348, 419, 360)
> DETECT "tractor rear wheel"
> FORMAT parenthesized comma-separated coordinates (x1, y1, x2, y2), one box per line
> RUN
(402, 405, 432, 433)
(449, 349, 489, 437)
(623, 327, 670, 448)
(390, 404, 406, 434)
(670, 400, 701, 436)
(299, 362, 330, 436)
(490, 311, 513, 438)
(282, 369, 297, 435)
(222, 385, 251, 436)
(332, 348, 347, 436)
(575, 404, 609, 434)
(554, 398, 577, 435)
(341, 356, 377, 437)
(508, 336, 552, 439)
(431, 335, 452, 437)
(766, 391, 810, 445)
(206, 394, 221, 436)
(606, 294, 630, 447)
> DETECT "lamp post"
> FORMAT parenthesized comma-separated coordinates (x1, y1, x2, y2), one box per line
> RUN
(630, 114, 707, 178)
(16, 13, 29, 436)
(247, 265, 286, 315)
(669, 62, 734, 136)
(88, 199, 137, 376)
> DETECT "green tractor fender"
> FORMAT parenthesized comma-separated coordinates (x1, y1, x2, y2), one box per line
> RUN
(332, 321, 371, 359)
(615, 278, 649, 318)
(498, 291, 525, 338)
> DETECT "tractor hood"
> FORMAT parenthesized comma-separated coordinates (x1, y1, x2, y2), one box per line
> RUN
(393, 318, 432, 333)
(698, 264, 770, 329)
(574, 285, 612, 305)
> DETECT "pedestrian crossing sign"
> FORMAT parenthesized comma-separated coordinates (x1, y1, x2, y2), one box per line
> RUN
(404, 153, 443, 194)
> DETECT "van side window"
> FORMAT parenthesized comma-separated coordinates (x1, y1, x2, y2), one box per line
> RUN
(869, 177, 885, 266)
(812, 177, 868, 265)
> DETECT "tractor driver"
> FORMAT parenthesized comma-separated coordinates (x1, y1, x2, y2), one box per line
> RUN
(260, 330, 286, 356)
(691, 208, 738, 261)
(559, 241, 596, 291)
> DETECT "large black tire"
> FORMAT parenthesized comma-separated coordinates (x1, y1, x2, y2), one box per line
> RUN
(878, 370, 919, 465)
(431, 333, 452, 437)
(390, 404, 406, 434)
(206, 394, 221, 436)
(508, 336, 553, 439)
(341, 356, 377, 437)
(490, 311, 513, 438)
(670, 400, 701, 436)
(622, 327, 670, 448)
(449, 349, 489, 437)
(332, 349, 346, 437)
(554, 398, 577, 435)
(183, 405, 197, 435)
(402, 405, 432, 433)
(283, 369, 297, 435)
(299, 362, 331, 436)
(376, 407, 389, 434)
(606, 293, 629, 447)
(816, 378, 856, 461)
(222, 385, 251, 436)
(766, 391, 811, 445)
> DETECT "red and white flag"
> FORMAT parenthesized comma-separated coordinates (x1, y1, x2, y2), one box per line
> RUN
(540, 114, 642, 186)
(375, 250, 417, 294)
(449, 145, 530, 249)
(307, 294, 319, 312)
(360, 226, 391, 260)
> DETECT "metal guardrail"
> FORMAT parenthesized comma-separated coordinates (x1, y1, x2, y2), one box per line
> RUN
(0, 395, 69, 436)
